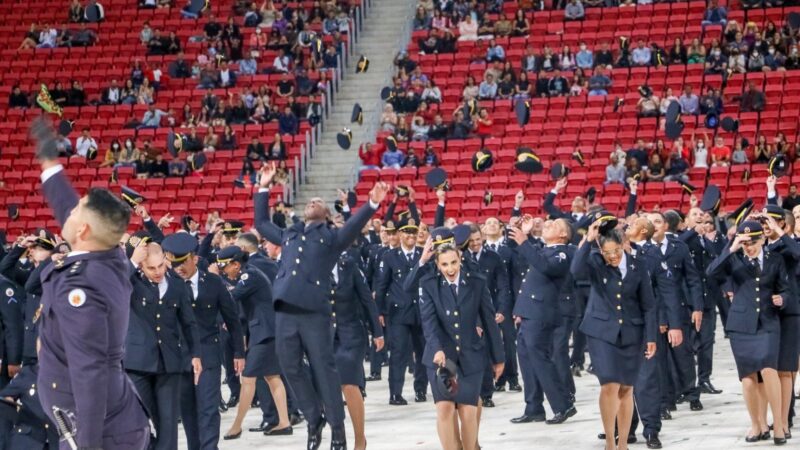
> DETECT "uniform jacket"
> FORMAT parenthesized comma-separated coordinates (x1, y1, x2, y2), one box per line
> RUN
(680, 229, 728, 310)
(0, 245, 34, 288)
(418, 271, 504, 375)
(631, 243, 681, 328)
(375, 246, 423, 325)
(22, 261, 48, 364)
(38, 168, 149, 448)
(0, 276, 24, 366)
(248, 251, 279, 282)
(571, 243, 658, 346)
(512, 241, 572, 326)
(643, 235, 704, 320)
(125, 270, 200, 374)
(255, 190, 377, 314)
(332, 254, 382, 337)
(766, 235, 800, 316)
(707, 245, 789, 334)
(225, 266, 275, 345)
(464, 248, 512, 317)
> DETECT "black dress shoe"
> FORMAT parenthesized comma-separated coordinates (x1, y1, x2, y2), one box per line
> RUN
(264, 426, 293, 436)
(415, 391, 427, 402)
(667, 403, 677, 412)
(307, 419, 326, 450)
(508, 381, 522, 392)
(290, 413, 305, 426)
(365, 374, 381, 382)
(745, 434, 761, 443)
(481, 398, 495, 408)
(510, 414, 546, 423)
(571, 364, 583, 377)
(494, 383, 506, 392)
(569, 394, 576, 404)
(389, 395, 408, 405)
(785, 430, 792, 439)
(690, 399, 703, 411)
(699, 381, 722, 394)
(331, 427, 347, 450)
(223, 431, 242, 440)
(251, 398, 260, 408)
(660, 409, 672, 420)
(226, 395, 239, 408)
(249, 421, 276, 432)
(586, 364, 594, 374)
(597, 433, 637, 444)
(761, 431, 772, 441)
(545, 406, 577, 424)
(219, 400, 228, 413)
(774, 437, 787, 445)
(676, 394, 687, 404)
(646, 433, 662, 449)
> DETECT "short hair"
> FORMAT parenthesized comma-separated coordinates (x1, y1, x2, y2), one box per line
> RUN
(642, 220, 656, 240)
(663, 210, 682, 232)
(555, 218, 572, 243)
(784, 212, 795, 230)
(599, 229, 624, 247)
(236, 232, 260, 252)
(84, 188, 132, 248)
(468, 224, 481, 234)
(434, 243, 459, 261)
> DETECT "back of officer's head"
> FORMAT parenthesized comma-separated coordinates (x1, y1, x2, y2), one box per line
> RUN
(663, 210, 683, 233)
(63, 188, 131, 251)
(236, 232, 260, 254)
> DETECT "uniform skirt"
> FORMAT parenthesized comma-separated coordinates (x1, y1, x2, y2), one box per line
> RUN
(729, 330, 780, 379)
(334, 325, 368, 386)
(777, 315, 799, 372)
(427, 367, 482, 406)
(243, 338, 281, 378)
(586, 336, 644, 386)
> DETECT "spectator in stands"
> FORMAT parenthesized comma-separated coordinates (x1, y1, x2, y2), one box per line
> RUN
(204, 14, 223, 42)
(548, 69, 569, 97)
(381, 144, 405, 169)
(564, 0, 585, 21)
(626, 158, 643, 182)
(764, 45, 786, 71)
(216, 61, 237, 88)
(239, 51, 258, 75)
(777, 184, 800, 211)
(492, 13, 511, 37)
(645, 153, 665, 181)
(687, 38, 707, 64)
(411, 115, 430, 141)
(139, 21, 153, 45)
(149, 153, 169, 178)
(404, 148, 422, 167)
(165, 31, 181, 54)
(69, 0, 84, 22)
(474, 108, 493, 138)
(569, 68, 587, 96)
(101, 79, 121, 105)
(710, 136, 731, 167)
(669, 38, 688, 65)
(558, 45, 576, 71)
(637, 91, 660, 117)
(594, 41, 614, 69)
(100, 139, 122, 168)
(678, 85, 699, 115)
(664, 150, 690, 182)
(510, 9, 529, 36)
(605, 155, 626, 185)
(486, 39, 505, 62)
(217, 125, 236, 150)
(786, 45, 800, 70)
(627, 139, 649, 168)
(169, 52, 192, 78)
(727, 47, 747, 74)
(691, 132, 709, 169)
(457, 14, 478, 41)
(413, 6, 431, 30)
(358, 143, 381, 171)
(478, 74, 498, 99)
(132, 153, 149, 179)
(630, 39, 651, 66)
(120, 79, 137, 104)
(423, 144, 439, 166)
(701, 0, 727, 28)
(71, 23, 97, 47)
(587, 66, 611, 96)
(659, 87, 677, 115)
(9, 86, 29, 108)
(449, 110, 472, 139)
(278, 106, 298, 135)
(169, 152, 187, 176)
(84, 0, 104, 22)
(740, 81, 766, 112)
(748, 49, 766, 72)
(380, 104, 399, 133)
(18, 23, 40, 50)
(67, 80, 86, 106)
(420, 79, 442, 104)
(266, 133, 287, 161)
(428, 114, 448, 140)
(699, 87, 722, 115)
(497, 73, 515, 98)
(37, 23, 58, 48)
(200, 126, 217, 152)
(754, 135, 773, 163)
(576, 42, 593, 69)
(514, 71, 532, 99)
(75, 127, 98, 158)
(137, 78, 154, 105)
(147, 29, 166, 55)
(140, 104, 169, 128)
(117, 139, 140, 168)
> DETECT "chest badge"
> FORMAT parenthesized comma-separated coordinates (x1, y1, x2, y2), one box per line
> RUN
(5, 288, 13, 297)
(241, 273, 249, 281)
(68, 289, 86, 308)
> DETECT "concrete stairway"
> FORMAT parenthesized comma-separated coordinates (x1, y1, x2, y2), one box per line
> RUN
(294, 0, 417, 208)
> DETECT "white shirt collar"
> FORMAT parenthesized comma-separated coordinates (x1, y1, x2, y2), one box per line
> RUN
(616, 252, 628, 279)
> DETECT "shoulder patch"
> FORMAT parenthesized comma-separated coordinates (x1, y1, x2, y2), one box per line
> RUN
(241, 273, 249, 281)
(67, 289, 87, 308)
(5, 288, 13, 297)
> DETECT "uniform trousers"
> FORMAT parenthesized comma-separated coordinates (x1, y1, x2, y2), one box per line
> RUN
(632, 331, 668, 438)
(368, 326, 388, 376)
(517, 318, 570, 416)
(275, 308, 344, 429)
(666, 323, 700, 403)
(387, 323, 428, 397)
(496, 318, 519, 385)
(179, 367, 221, 450)
(570, 287, 590, 367)
(128, 371, 181, 450)
(56, 427, 150, 450)
(692, 307, 717, 383)
(221, 327, 241, 399)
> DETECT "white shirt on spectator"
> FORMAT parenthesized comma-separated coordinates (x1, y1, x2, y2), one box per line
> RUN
(273, 55, 290, 72)
(39, 28, 57, 47)
(75, 136, 97, 158)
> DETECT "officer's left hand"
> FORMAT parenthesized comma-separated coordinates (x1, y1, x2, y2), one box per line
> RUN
(691, 311, 703, 332)
(667, 329, 683, 347)
(374, 336, 385, 352)
(476, 326, 483, 337)
(508, 227, 526, 246)
(764, 215, 784, 237)
(233, 358, 245, 376)
(493, 362, 505, 380)
(772, 295, 783, 307)
(7, 365, 19, 378)
(644, 342, 656, 359)
(369, 182, 390, 204)
(157, 213, 174, 229)
(495, 313, 504, 323)
(192, 358, 203, 385)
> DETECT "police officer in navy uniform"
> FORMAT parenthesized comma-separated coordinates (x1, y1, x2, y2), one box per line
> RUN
(216, 246, 293, 440)
(127, 241, 201, 450)
(644, 211, 705, 412)
(0, 277, 23, 385)
(331, 251, 384, 450)
(253, 163, 388, 450)
(0, 229, 55, 289)
(162, 233, 246, 450)
(32, 118, 151, 450)
(0, 363, 59, 449)
(374, 217, 430, 405)
(706, 220, 789, 444)
(365, 222, 398, 382)
(508, 216, 577, 425)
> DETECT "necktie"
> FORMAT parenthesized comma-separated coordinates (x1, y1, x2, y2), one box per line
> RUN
(472, 251, 478, 262)
(449, 283, 458, 298)
(406, 253, 414, 264)
(489, 243, 497, 252)
(185, 279, 195, 300)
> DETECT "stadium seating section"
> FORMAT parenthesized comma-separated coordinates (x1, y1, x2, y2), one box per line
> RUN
(355, 0, 800, 224)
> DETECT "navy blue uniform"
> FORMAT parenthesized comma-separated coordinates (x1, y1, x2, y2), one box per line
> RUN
(126, 270, 199, 450)
(765, 235, 800, 372)
(332, 254, 383, 386)
(485, 239, 522, 387)
(513, 241, 574, 416)
(0, 245, 34, 288)
(0, 365, 58, 449)
(375, 247, 429, 399)
(418, 271, 504, 405)
(254, 189, 377, 432)
(707, 245, 789, 378)
(38, 167, 150, 449)
(0, 277, 24, 373)
(179, 267, 245, 450)
(571, 244, 658, 386)
(366, 245, 391, 377)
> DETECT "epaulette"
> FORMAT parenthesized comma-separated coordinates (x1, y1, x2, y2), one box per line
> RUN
(59, 259, 87, 277)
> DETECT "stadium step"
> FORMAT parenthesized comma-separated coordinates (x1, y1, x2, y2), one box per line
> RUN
(294, 0, 418, 210)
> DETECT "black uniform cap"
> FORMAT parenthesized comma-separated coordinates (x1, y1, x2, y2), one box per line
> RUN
(336, 128, 352, 150)
(120, 186, 145, 208)
(700, 185, 721, 214)
(161, 233, 198, 265)
(351, 103, 363, 125)
(730, 199, 754, 227)
(514, 147, 543, 174)
(33, 228, 56, 251)
(471, 149, 493, 173)
(425, 167, 449, 190)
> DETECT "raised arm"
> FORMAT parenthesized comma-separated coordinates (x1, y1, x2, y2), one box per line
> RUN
(333, 183, 389, 254)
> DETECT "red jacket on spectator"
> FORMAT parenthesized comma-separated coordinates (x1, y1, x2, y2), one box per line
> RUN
(359, 144, 382, 167)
